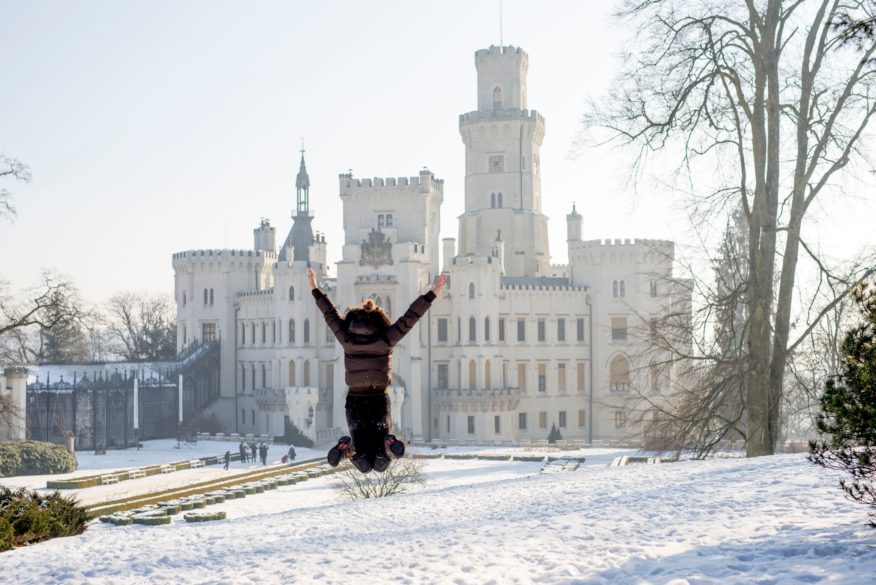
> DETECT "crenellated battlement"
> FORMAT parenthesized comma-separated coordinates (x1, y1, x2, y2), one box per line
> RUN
(572, 238, 675, 251)
(338, 170, 444, 195)
(236, 288, 274, 299)
(172, 249, 277, 262)
(459, 108, 543, 127)
(475, 45, 528, 63)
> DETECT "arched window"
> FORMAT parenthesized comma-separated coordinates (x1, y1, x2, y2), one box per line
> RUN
(485, 360, 492, 389)
(491, 193, 496, 208)
(209, 289, 214, 305)
(303, 360, 311, 386)
(497, 192, 502, 208)
(261, 364, 266, 388)
(304, 319, 310, 344)
(493, 86, 502, 110)
(241, 323, 246, 345)
(261, 322, 266, 343)
(288, 319, 295, 344)
(612, 280, 619, 297)
(203, 289, 208, 305)
(288, 361, 296, 386)
(619, 280, 626, 298)
(183, 292, 186, 306)
(469, 282, 475, 299)
(469, 359, 477, 390)
(469, 317, 476, 342)
(610, 355, 631, 392)
(250, 323, 255, 344)
(289, 286, 295, 301)
(484, 317, 491, 342)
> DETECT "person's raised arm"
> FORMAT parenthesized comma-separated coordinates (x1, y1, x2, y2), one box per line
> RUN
(309, 268, 346, 342)
(386, 272, 447, 346)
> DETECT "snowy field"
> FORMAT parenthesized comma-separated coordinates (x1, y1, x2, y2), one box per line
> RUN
(1, 444, 875, 584)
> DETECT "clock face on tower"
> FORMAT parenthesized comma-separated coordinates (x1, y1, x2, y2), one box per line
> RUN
(489, 154, 505, 173)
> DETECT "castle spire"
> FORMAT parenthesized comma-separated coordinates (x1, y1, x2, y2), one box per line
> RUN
(296, 144, 310, 216)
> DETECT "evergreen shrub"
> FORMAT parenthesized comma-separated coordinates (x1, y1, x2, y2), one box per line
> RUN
(0, 486, 87, 551)
(274, 420, 314, 448)
(0, 441, 77, 477)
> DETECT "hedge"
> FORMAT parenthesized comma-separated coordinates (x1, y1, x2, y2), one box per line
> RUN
(0, 486, 88, 551)
(0, 441, 77, 477)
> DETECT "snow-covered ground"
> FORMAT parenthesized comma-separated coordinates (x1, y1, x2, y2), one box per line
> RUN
(1, 443, 874, 584)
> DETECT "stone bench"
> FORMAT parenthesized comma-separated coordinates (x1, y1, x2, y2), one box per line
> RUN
(159, 464, 176, 474)
(100, 474, 119, 485)
(189, 459, 205, 469)
(127, 470, 146, 480)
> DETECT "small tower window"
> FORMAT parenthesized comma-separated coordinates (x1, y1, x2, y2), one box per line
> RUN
(288, 319, 295, 344)
(378, 214, 385, 228)
(209, 288, 214, 306)
(385, 214, 393, 227)
(203, 289, 208, 305)
(289, 286, 295, 301)
(620, 280, 626, 298)
(612, 281, 618, 297)
(493, 86, 502, 110)
(491, 193, 496, 208)
(304, 319, 310, 345)
(183, 292, 186, 307)
(469, 317, 476, 342)
(468, 282, 475, 299)
(497, 192, 503, 207)
(485, 317, 491, 342)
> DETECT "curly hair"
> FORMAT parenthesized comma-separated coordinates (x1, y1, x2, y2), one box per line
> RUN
(343, 298, 391, 328)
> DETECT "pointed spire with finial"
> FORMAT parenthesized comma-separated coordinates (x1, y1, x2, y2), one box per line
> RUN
(296, 139, 310, 216)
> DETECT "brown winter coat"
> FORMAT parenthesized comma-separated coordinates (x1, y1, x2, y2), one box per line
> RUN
(312, 289, 436, 392)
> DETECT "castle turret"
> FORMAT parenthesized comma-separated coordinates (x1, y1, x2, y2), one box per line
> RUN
(254, 218, 276, 253)
(458, 45, 549, 277)
(567, 203, 582, 242)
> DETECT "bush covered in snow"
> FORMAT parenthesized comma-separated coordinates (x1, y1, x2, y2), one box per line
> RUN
(0, 486, 87, 551)
(0, 441, 76, 477)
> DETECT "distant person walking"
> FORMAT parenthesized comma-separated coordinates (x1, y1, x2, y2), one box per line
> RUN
(287, 445, 296, 462)
(259, 443, 268, 465)
(239, 441, 247, 463)
(223, 450, 231, 470)
(250, 442, 257, 463)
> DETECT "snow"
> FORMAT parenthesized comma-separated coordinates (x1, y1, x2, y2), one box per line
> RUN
(1, 442, 874, 584)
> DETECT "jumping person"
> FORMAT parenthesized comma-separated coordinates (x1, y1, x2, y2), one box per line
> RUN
(309, 267, 446, 474)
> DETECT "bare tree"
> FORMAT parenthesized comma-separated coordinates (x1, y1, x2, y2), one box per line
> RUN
(105, 292, 176, 361)
(0, 155, 30, 220)
(586, 0, 876, 456)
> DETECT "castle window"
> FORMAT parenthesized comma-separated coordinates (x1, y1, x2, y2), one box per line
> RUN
(577, 318, 585, 342)
(385, 214, 393, 227)
(651, 280, 658, 297)
(209, 288, 214, 306)
(537, 319, 546, 342)
(537, 363, 546, 392)
(289, 361, 296, 386)
(458, 317, 461, 343)
(612, 280, 618, 297)
(467, 415, 475, 435)
(261, 322, 266, 344)
(620, 280, 626, 298)
(491, 193, 496, 208)
(484, 317, 490, 342)
(272, 322, 276, 344)
(469, 317, 476, 342)
(497, 192, 503, 207)
(241, 364, 246, 391)
(612, 317, 628, 342)
(304, 319, 310, 344)
(241, 324, 246, 345)
(559, 410, 567, 429)
(579, 409, 587, 427)
(437, 318, 448, 343)
(183, 325, 187, 345)
(468, 360, 476, 390)
(303, 360, 311, 386)
(288, 319, 295, 344)
(539, 411, 547, 429)
(289, 286, 295, 301)
(202, 322, 216, 342)
(378, 214, 385, 228)
(261, 364, 266, 388)
(485, 360, 491, 388)
(203, 289, 208, 305)
(517, 318, 526, 342)
(577, 362, 587, 392)
(518, 412, 527, 431)
(251, 364, 256, 391)
(650, 363, 660, 394)
(489, 155, 504, 173)
(437, 363, 448, 389)
(558, 363, 566, 392)
(468, 282, 475, 299)
(250, 323, 255, 345)
(499, 318, 505, 341)
(183, 292, 186, 307)
(610, 355, 631, 392)
(493, 86, 502, 110)
(615, 409, 627, 428)
(557, 318, 566, 342)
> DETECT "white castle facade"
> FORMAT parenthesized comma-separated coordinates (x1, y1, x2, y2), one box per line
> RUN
(173, 45, 689, 446)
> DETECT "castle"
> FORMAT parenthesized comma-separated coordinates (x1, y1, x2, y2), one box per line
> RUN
(173, 45, 689, 445)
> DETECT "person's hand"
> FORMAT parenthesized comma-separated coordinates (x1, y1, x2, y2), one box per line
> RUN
(307, 268, 317, 290)
(432, 272, 448, 295)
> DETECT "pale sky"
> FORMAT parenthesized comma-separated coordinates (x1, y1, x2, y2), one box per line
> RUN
(1, 1, 872, 303)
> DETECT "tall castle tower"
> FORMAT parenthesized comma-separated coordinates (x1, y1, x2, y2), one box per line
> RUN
(279, 149, 315, 263)
(457, 45, 549, 277)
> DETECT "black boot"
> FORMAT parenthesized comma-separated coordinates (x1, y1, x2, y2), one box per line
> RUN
(327, 435, 352, 467)
(385, 434, 405, 458)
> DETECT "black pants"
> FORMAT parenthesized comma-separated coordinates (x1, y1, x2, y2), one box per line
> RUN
(345, 390, 392, 464)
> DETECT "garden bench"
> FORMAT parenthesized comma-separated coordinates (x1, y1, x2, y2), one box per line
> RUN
(188, 459, 205, 468)
(159, 464, 176, 474)
(127, 469, 146, 480)
(100, 474, 119, 485)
